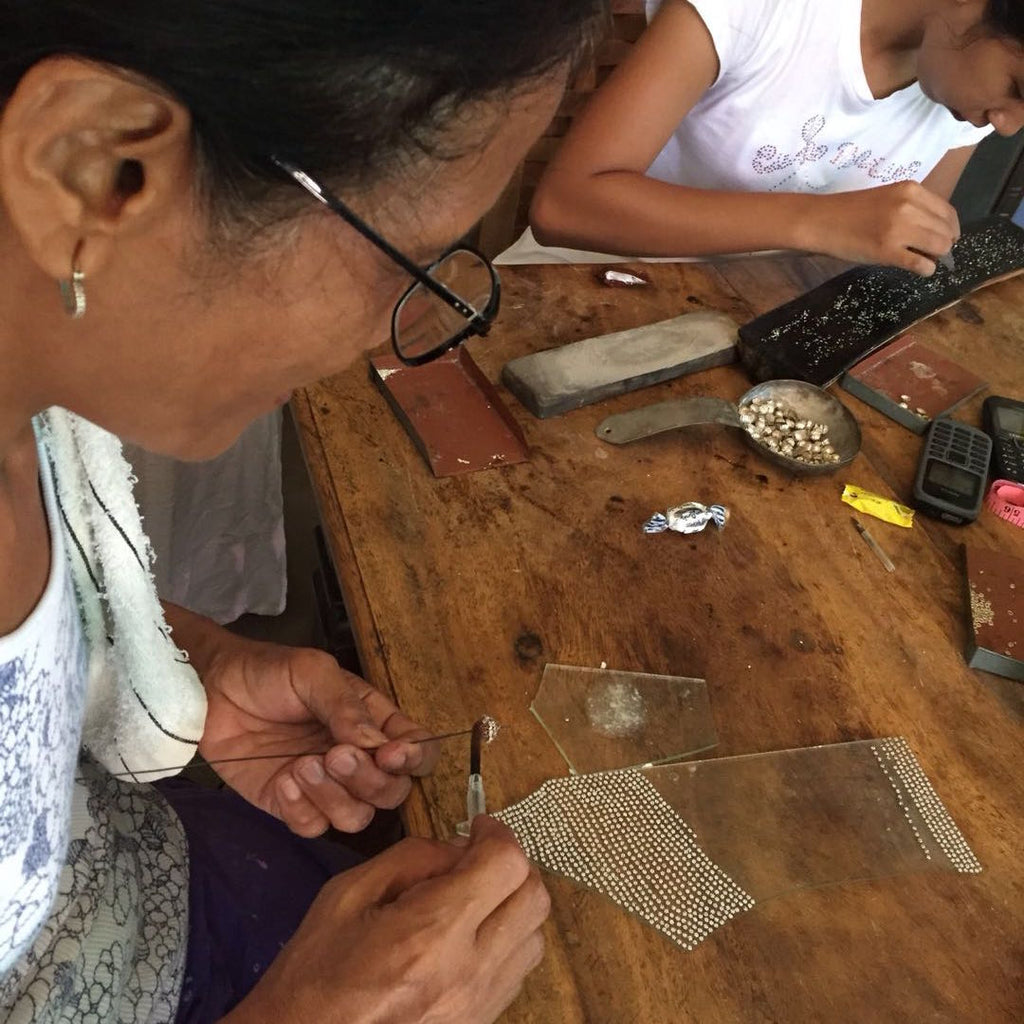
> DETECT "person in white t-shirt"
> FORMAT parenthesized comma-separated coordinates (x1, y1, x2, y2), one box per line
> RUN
(531, 0, 1024, 275)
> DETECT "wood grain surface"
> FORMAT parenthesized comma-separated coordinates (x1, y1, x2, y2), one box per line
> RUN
(292, 257, 1023, 1024)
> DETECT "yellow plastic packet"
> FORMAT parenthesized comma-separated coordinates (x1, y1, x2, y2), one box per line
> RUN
(841, 485, 915, 528)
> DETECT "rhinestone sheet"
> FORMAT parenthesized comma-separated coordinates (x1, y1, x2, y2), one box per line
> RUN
(871, 737, 982, 874)
(495, 769, 755, 950)
(738, 218, 1024, 386)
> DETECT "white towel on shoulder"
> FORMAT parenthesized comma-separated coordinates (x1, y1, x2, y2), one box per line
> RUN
(37, 408, 206, 780)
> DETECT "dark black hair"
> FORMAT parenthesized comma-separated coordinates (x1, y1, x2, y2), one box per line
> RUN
(985, 0, 1024, 41)
(0, 1, 607, 228)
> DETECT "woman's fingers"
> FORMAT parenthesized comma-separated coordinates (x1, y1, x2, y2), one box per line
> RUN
(360, 693, 442, 775)
(278, 745, 416, 837)
(475, 863, 551, 958)
(898, 249, 940, 277)
(234, 820, 547, 1024)
(374, 733, 441, 777)
(294, 658, 440, 779)
(452, 818, 532, 910)
(274, 770, 332, 837)
(324, 744, 414, 808)
(819, 181, 961, 276)
(472, 928, 548, 1024)
(888, 182, 959, 268)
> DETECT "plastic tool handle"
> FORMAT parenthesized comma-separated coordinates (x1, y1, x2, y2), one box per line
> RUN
(467, 773, 486, 821)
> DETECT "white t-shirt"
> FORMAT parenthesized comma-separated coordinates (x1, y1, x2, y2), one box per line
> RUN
(0, 436, 85, 978)
(646, 0, 992, 192)
(0, 430, 188, 1022)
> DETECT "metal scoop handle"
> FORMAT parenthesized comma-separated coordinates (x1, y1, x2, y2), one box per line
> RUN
(596, 397, 741, 445)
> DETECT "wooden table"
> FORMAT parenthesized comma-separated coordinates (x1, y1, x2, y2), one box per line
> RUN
(293, 258, 1023, 1024)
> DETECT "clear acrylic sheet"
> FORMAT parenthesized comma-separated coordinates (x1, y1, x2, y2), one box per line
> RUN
(643, 736, 980, 896)
(495, 737, 980, 950)
(530, 664, 718, 773)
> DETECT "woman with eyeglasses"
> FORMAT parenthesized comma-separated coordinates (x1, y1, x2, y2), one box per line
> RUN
(0, 2, 606, 1021)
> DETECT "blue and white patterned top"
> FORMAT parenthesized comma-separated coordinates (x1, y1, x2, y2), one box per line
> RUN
(0, 438, 189, 1022)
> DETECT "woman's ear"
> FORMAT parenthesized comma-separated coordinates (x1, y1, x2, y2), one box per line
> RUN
(0, 56, 193, 284)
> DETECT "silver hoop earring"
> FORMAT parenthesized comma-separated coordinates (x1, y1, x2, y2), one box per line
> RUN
(58, 242, 87, 319)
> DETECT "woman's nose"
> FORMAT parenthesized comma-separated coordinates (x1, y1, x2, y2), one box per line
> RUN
(988, 105, 1024, 137)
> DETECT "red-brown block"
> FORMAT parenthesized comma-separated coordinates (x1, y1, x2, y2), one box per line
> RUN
(964, 545, 1023, 681)
(370, 348, 528, 477)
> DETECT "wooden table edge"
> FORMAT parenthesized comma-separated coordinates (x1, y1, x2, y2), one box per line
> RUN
(290, 388, 437, 839)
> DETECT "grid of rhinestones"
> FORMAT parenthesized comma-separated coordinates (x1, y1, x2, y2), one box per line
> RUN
(494, 769, 755, 950)
(870, 737, 982, 875)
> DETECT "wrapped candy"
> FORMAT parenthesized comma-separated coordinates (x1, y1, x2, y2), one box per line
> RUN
(643, 502, 730, 535)
(597, 268, 650, 288)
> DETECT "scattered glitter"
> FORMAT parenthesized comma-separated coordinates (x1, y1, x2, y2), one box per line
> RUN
(739, 219, 1024, 386)
(970, 587, 995, 627)
(585, 681, 646, 737)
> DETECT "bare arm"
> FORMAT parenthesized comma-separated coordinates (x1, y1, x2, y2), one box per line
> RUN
(922, 145, 977, 200)
(532, 0, 782, 256)
(531, 0, 960, 274)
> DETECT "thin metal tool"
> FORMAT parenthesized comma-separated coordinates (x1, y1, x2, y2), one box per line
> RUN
(467, 715, 500, 822)
(852, 516, 896, 573)
(84, 725, 478, 782)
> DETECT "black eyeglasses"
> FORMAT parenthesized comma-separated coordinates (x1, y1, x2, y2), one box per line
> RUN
(271, 156, 500, 367)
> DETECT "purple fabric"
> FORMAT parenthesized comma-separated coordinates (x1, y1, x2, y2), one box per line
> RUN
(155, 778, 363, 1024)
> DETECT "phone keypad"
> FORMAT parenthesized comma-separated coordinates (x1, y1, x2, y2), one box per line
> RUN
(930, 419, 992, 477)
(994, 438, 1024, 483)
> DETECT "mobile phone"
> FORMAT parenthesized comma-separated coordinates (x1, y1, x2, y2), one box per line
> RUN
(912, 418, 992, 524)
(982, 395, 1024, 484)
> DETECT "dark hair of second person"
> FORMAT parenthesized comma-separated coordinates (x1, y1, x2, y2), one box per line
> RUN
(983, 0, 1024, 39)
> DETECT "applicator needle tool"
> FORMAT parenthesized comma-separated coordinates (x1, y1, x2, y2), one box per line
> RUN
(467, 715, 500, 822)
(87, 723, 481, 781)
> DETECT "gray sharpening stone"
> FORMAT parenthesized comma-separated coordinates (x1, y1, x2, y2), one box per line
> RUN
(501, 311, 739, 419)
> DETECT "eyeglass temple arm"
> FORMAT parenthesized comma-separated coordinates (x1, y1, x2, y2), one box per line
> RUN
(271, 156, 486, 322)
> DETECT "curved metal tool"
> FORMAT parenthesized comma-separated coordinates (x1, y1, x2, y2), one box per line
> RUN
(595, 380, 862, 476)
(597, 398, 741, 445)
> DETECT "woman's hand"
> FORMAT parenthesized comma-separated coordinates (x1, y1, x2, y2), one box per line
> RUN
(219, 816, 551, 1024)
(199, 637, 441, 836)
(162, 603, 439, 836)
(803, 181, 960, 275)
